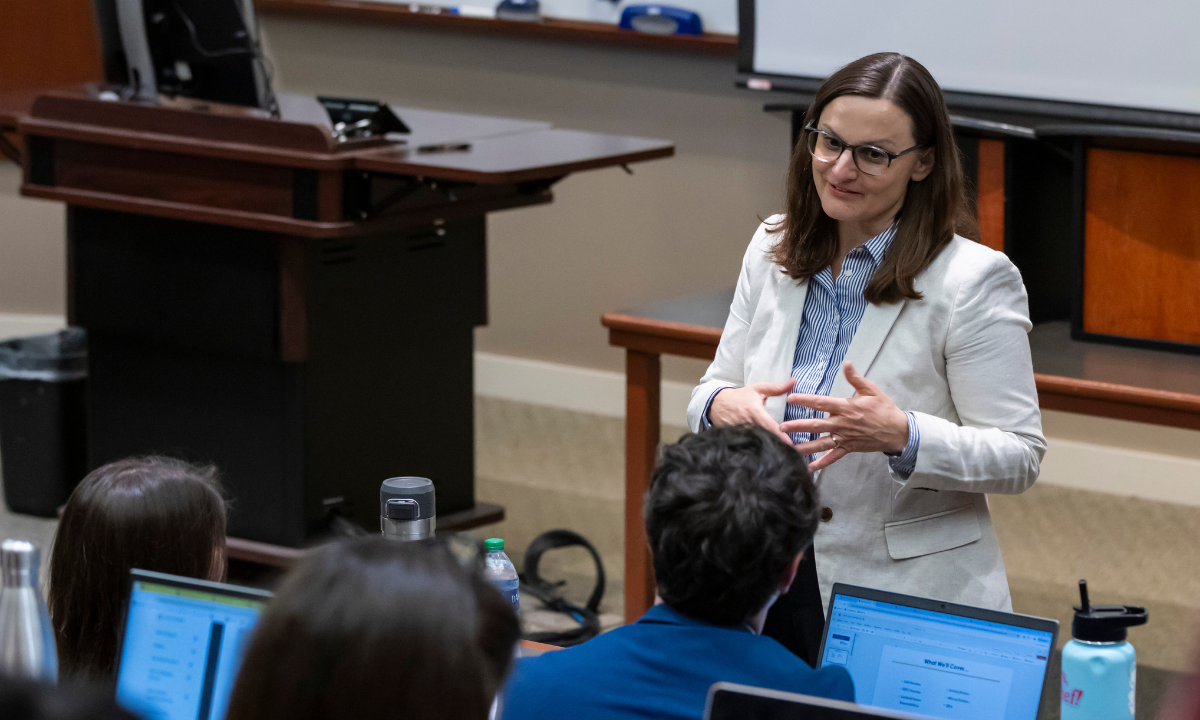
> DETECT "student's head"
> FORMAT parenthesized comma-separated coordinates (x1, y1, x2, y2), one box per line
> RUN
(49, 456, 227, 681)
(0, 677, 137, 720)
(225, 537, 520, 720)
(645, 424, 819, 627)
(773, 51, 975, 304)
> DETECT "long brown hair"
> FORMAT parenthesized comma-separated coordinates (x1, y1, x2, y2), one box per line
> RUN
(225, 537, 520, 720)
(48, 457, 227, 682)
(770, 52, 977, 304)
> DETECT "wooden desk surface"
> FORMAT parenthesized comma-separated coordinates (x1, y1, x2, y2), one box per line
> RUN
(519, 640, 562, 656)
(602, 289, 1200, 429)
(619, 288, 732, 329)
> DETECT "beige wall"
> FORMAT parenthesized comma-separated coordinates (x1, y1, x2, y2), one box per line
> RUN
(0, 162, 65, 315)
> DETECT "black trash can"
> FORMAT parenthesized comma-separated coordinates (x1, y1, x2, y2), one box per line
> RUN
(0, 328, 88, 516)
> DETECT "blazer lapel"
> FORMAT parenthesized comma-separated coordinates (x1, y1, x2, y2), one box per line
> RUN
(830, 300, 906, 399)
(761, 277, 808, 421)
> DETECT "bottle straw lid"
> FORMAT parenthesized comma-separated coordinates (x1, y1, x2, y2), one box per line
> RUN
(484, 538, 505, 552)
(1072, 579, 1147, 642)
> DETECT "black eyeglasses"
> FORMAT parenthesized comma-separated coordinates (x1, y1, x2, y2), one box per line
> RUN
(804, 124, 924, 176)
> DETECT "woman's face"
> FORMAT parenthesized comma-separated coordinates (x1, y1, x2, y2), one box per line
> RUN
(811, 96, 934, 232)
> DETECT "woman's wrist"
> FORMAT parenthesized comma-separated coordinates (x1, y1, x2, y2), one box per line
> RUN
(705, 388, 727, 427)
(886, 409, 910, 454)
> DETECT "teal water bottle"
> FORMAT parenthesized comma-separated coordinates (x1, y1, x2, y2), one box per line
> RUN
(1060, 580, 1147, 720)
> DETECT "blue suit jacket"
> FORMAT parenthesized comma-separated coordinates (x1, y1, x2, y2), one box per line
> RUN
(500, 604, 855, 720)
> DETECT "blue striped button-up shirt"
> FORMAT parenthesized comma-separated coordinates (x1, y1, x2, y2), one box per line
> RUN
(707, 225, 920, 475)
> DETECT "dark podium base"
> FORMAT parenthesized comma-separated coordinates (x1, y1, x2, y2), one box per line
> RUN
(73, 206, 485, 546)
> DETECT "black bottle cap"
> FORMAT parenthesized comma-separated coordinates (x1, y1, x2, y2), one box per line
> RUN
(379, 477, 435, 520)
(1072, 579, 1147, 643)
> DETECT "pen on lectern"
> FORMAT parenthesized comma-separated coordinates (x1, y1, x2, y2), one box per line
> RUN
(416, 142, 473, 154)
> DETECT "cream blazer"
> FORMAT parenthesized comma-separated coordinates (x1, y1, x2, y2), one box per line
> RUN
(688, 216, 1046, 613)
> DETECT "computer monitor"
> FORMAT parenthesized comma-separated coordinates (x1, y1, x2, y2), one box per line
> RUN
(818, 584, 1058, 720)
(115, 569, 272, 720)
(705, 682, 923, 720)
(92, 0, 274, 110)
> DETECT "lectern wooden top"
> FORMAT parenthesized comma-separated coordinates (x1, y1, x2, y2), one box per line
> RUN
(4, 87, 674, 237)
(30, 93, 351, 152)
(4, 88, 674, 180)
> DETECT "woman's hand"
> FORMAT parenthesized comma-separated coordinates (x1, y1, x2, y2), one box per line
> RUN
(780, 362, 909, 470)
(708, 380, 796, 445)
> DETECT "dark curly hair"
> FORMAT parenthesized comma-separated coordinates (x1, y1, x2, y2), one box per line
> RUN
(645, 424, 819, 626)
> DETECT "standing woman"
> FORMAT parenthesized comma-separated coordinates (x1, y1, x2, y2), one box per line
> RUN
(688, 53, 1045, 665)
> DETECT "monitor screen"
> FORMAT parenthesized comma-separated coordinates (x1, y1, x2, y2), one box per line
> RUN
(116, 573, 270, 720)
(820, 594, 1054, 720)
(93, 0, 274, 109)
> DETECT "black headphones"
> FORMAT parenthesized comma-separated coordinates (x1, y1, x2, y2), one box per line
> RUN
(519, 529, 606, 647)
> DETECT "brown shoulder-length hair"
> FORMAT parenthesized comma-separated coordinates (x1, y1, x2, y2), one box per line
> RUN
(49, 457, 227, 683)
(770, 52, 977, 304)
(225, 537, 520, 720)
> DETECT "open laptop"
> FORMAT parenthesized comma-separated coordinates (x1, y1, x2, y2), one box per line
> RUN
(705, 682, 925, 720)
(817, 584, 1058, 720)
(115, 569, 273, 720)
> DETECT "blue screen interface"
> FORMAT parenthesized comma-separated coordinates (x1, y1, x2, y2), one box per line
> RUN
(820, 594, 1053, 720)
(116, 580, 265, 720)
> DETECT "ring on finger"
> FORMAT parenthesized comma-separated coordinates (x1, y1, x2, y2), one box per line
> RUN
(830, 434, 842, 449)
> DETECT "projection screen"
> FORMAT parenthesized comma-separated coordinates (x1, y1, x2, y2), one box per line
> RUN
(745, 0, 1200, 116)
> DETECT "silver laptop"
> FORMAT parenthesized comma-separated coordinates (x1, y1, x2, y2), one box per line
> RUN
(817, 584, 1058, 720)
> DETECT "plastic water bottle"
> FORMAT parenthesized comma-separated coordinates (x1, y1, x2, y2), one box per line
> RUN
(0, 539, 58, 682)
(1061, 579, 1147, 720)
(483, 538, 520, 618)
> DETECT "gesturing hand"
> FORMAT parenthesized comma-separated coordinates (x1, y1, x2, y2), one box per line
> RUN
(708, 380, 796, 445)
(780, 362, 909, 471)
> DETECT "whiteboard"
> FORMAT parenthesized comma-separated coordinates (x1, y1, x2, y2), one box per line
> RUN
(381, 0, 738, 34)
(750, 0, 1200, 115)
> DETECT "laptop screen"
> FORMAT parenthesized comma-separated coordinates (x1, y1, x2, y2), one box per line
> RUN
(116, 570, 271, 720)
(820, 591, 1055, 720)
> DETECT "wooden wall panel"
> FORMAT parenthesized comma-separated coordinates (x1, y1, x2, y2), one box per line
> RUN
(1083, 148, 1200, 345)
(0, 0, 103, 93)
(976, 138, 1005, 252)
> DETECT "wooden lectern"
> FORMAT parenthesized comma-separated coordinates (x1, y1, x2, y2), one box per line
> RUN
(6, 90, 673, 547)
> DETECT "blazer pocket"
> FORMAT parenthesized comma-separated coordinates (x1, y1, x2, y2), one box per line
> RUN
(884, 505, 982, 560)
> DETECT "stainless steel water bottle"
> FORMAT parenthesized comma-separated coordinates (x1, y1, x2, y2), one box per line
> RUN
(0, 539, 58, 682)
(380, 477, 436, 541)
